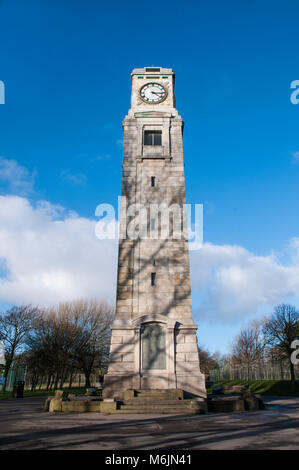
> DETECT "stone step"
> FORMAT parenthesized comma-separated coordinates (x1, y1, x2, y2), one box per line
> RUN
(133, 390, 183, 398)
(134, 389, 179, 393)
(121, 404, 192, 410)
(117, 408, 197, 414)
(135, 391, 179, 394)
(120, 389, 199, 413)
(124, 399, 191, 406)
(119, 404, 197, 414)
(132, 395, 182, 400)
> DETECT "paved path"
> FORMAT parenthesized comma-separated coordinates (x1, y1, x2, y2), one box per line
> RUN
(0, 396, 298, 450)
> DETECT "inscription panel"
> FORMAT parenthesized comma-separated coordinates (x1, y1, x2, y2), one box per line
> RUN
(141, 323, 166, 370)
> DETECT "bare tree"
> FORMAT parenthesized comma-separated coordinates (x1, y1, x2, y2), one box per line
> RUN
(263, 304, 299, 392)
(0, 305, 37, 392)
(26, 299, 114, 390)
(197, 346, 219, 378)
(231, 319, 266, 386)
(69, 300, 114, 387)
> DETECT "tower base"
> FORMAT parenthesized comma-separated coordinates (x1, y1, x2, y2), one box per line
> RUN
(103, 316, 207, 401)
(103, 371, 206, 400)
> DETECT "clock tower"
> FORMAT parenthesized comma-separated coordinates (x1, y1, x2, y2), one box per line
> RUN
(103, 67, 206, 400)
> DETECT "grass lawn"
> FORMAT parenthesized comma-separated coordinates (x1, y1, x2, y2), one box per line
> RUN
(207, 380, 299, 396)
(1, 380, 298, 400)
(0, 387, 86, 400)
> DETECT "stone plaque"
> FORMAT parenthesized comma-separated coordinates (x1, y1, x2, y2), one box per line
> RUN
(142, 324, 166, 370)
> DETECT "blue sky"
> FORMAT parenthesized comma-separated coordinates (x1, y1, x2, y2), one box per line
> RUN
(1, 0, 299, 354)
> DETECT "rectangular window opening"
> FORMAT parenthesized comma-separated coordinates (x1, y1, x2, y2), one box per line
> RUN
(151, 176, 155, 187)
(151, 273, 156, 286)
(144, 131, 162, 146)
(154, 133, 162, 146)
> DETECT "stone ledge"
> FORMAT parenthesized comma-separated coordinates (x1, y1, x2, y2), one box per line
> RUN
(207, 392, 264, 413)
(46, 391, 263, 415)
(208, 397, 245, 413)
(124, 389, 184, 401)
(46, 394, 119, 414)
(62, 401, 101, 413)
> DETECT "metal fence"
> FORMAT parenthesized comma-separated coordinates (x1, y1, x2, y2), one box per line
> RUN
(209, 361, 299, 382)
(0, 363, 26, 391)
(23, 373, 103, 391)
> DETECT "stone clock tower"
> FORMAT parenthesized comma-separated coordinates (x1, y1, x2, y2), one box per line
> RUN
(103, 67, 206, 400)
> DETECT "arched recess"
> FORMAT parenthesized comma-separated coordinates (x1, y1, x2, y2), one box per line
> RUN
(131, 314, 176, 329)
(131, 315, 178, 376)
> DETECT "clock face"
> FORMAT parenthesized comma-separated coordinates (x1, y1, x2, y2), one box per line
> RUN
(140, 83, 167, 103)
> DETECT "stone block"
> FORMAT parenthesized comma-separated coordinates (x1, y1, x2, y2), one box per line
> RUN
(124, 389, 135, 400)
(141, 376, 169, 390)
(122, 353, 134, 362)
(116, 291, 133, 300)
(185, 335, 197, 343)
(174, 311, 193, 319)
(175, 362, 199, 373)
(108, 362, 134, 372)
(103, 374, 137, 399)
(190, 398, 208, 414)
(119, 329, 135, 336)
(43, 397, 52, 411)
(109, 353, 123, 362)
(208, 398, 245, 413)
(176, 374, 206, 399)
(117, 305, 132, 313)
(185, 353, 199, 362)
(61, 401, 101, 413)
(55, 390, 68, 399)
(116, 299, 133, 307)
(176, 353, 185, 362)
(49, 398, 62, 412)
(110, 343, 134, 353)
(176, 334, 185, 344)
(176, 342, 198, 353)
(244, 396, 259, 411)
(111, 336, 123, 344)
(100, 400, 118, 413)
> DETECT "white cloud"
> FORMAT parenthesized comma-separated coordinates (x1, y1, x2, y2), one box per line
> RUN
(0, 193, 299, 321)
(191, 242, 299, 323)
(60, 170, 87, 186)
(0, 157, 36, 195)
(0, 195, 117, 306)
